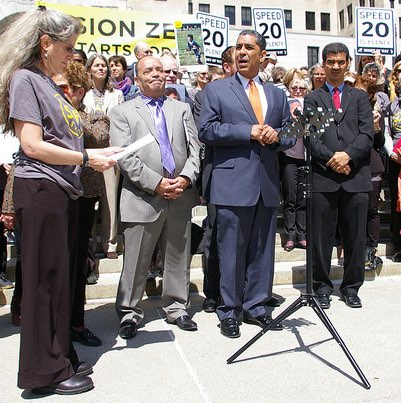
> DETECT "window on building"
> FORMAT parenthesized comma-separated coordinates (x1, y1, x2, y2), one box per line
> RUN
(199, 3, 210, 13)
(284, 10, 292, 29)
(241, 7, 252, 26)
(308, 47, 319, 67)
(347, 4, 353, 24)
(369, 0, 375, 6)
(188, 0, 193, 14)
(225, 5, 236, 25)
(305, 11, 315, 30)
(321, 13, 330, 31)
(339, 10, 345, 30)
(359, 0, 365, 6)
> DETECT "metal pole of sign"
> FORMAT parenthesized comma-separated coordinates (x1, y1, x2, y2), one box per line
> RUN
(388, 0, 396, 64)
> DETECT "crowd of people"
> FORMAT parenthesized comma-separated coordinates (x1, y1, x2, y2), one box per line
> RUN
(1, 6, 401, 396)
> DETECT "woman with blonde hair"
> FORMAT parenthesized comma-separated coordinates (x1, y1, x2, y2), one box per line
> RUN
(388, 60, 401, 102)
(0, 7, 119, 394)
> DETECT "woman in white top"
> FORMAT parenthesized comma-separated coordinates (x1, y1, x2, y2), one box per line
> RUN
(84, 54, 123, 259)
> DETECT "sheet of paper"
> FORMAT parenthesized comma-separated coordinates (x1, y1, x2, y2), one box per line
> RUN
(111, 133, 155, 161)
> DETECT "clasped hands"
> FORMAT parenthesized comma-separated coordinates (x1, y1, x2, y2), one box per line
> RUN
(155, 176, 190, 200)
(251, 124, 279, 146)
(326, 151, 351, 175)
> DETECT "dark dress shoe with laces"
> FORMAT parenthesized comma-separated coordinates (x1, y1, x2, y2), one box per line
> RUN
(71, 328, 102, 347)
(203, 298, 218, 313)
(220, 318, 240, 338)
(119, 320, 138, 339)
(167, 315, 198, 331)
(341, 293, 362, 308)
(31, 374, 94, 395)
(73, 361, 93, 376)
(265, 296, 281, 307)
(316, 294, 331, 309)
(243, 312, 283, 330)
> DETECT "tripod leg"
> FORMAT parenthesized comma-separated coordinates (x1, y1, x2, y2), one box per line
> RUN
(309, 296, 371, 389)
(227, 296, 306, 364)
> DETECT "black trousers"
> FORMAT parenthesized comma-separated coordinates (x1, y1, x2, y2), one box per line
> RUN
(366, 180, 381, 247)
(279, 154, 306, 242)
(387, 159, 401, 252)
(201, 203, 220, 300)
(312, 189, 368, 296)
(71, 196, 98, 328)
(14, 178, 78, 389)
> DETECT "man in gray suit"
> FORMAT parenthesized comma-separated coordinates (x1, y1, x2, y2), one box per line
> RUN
(109, 56, 200, 338)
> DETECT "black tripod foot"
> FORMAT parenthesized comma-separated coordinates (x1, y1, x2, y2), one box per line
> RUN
(227, 293, 370, 389)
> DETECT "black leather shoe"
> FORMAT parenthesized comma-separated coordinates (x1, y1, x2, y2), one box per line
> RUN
(243, 312, 283, 330)
(341, 294, 362, 308)
(167, 315, 198, 331)
(393, 252, 401, 262)
(71, 328, 102, 347)
(31, 374, 93, 395)
(119, 320, 138, 339)
(316, 294, 331, 309)
(73, 361, 93, 376)
(220, 318, 240, 338)
(203, 298, 218, 313)
(266, 296, 281, 307)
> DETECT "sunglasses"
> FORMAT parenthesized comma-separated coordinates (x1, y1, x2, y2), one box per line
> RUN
(58, 84, 70, 94)
(291, 87, 306, 91)
(164, 69, 179, 75)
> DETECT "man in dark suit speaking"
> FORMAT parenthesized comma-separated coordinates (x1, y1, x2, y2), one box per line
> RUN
(199, 30, 294, 338)
(304, 43, 373, 309)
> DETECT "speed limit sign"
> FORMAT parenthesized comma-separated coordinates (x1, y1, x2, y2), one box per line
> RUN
(356, 7, 395, 55)
(252, 8, 288, 55)
(197, 12, 229, 66)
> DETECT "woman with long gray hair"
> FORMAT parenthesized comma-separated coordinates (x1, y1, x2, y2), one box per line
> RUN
(0, 7, 119, 395)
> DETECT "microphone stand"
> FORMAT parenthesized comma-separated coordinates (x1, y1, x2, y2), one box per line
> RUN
(226, 107, 371, 389)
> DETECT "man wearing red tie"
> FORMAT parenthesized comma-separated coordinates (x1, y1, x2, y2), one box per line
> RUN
(199, 30, 294, 338)
(304, 43, 374, 309)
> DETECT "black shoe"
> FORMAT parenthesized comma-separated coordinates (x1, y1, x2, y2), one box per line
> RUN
(167, 315, 198, 331)
(119, 320, 137, 339)
(316, 294, 331, 309)
(265, 296, 281, 307)
(341, 293, 362, 308)
(71, 328, 102, 347)
(72, 361, 93, 377)
(220, 318, 240, 338)
(393, 252, 401, 262)
(243, 312, 283, 330)
(86, 271, 98, 285)
(203, 298, 218, 313)
(31, 374, 94, 395)
(0, 272, 14, 289)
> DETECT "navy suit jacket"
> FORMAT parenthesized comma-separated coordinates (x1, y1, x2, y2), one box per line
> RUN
(304, 83, 373, 193)
(198, 74, 293, 207)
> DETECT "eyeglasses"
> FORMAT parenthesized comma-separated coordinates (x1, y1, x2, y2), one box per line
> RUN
(198, 72, 208, 76)
(58, 84, 70, 94)
(291, 87, 306, 91)
(164, 69, 178, 75)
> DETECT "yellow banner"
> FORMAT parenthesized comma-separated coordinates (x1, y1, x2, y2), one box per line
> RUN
(37, 2, 190, 64)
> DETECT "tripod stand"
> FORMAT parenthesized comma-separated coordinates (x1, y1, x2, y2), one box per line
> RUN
(227, 108, 371, 389)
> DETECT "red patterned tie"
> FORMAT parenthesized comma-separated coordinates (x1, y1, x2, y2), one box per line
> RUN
(332, 87, 341, 110)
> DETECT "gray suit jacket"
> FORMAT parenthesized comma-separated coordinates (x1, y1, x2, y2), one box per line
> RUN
(109, 96, 200, 223)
